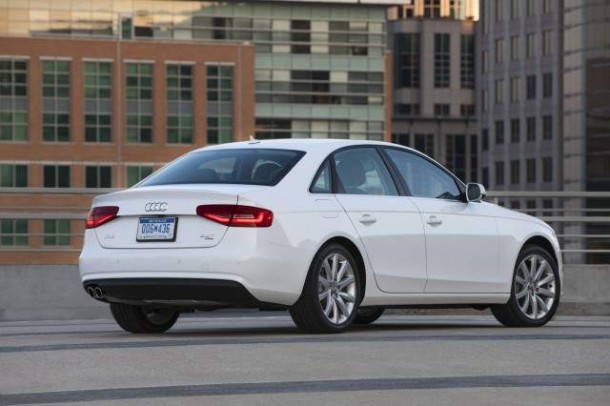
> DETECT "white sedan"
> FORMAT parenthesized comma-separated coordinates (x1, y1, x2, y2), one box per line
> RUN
(79, 139, 562, 333)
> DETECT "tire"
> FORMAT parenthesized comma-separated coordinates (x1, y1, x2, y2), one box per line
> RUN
(110, 303, 179, 334)
(290, 243, 361, 333)
(354, 307, 385, 325)
(491, 245, 560, 327)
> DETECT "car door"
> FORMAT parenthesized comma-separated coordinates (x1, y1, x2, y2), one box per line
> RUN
(383, 147, 500, 294)
(330, 147, 427, 293)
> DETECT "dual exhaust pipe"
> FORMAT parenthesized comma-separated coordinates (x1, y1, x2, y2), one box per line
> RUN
(85, 285, 105, 300)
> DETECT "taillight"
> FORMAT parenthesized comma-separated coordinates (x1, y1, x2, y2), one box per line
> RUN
(86, 206, 119, 229)
(196, 204, 273, 228)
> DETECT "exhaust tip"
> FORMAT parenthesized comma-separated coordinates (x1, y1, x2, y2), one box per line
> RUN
(86, 286, 96, 298)
(93, 286, 104, 299)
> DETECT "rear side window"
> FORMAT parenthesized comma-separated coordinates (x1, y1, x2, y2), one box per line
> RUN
(140, 148, 305, 187)
(333, 148, 398, 196)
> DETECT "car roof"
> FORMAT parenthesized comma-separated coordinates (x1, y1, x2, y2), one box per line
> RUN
(194, 138, 416, 155)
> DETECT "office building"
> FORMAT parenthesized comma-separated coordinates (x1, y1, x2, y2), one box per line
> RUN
(388, 0, 479, 182)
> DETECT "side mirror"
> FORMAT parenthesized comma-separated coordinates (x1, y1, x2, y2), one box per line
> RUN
(466, 183, 486, 202)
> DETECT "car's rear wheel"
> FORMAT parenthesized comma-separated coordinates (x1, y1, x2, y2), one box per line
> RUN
(290, 243, 361, 333)
(491, 245, 560, 327)
(110, 303, 179, 334)
(354, 307, 385, 325)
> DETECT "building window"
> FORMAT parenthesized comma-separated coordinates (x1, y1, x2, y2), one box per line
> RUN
(434, 34, 450, 88)
(510, 201, 521, 210)
(543, 72, 552, 98)
(543, 157, 553, 182)
(469, 135, 478, 182)
(527, 117, 536, 141)
(85, 114, 111, 143)
(526, 200, 537, 216)
(126, 166, 153, 187)
(510, 77, 520, 102)
(167, 64, 193, 144)
(460, 104, 475, 117)
(0, 164, 27, 187)
(394, 33, 420, 88)
(526, 75, 536, 100)
(207, 65, 234, 144)
(543, 199, 553, 217)
(510, 160, 520, 184)
(434, 104, 450, 117)
(495, 0, 504, 21)
(290, 20, 311, 54)
(0, 219, 28, 246)
(414, 134, 434, 157)
(394, 103, 420, 116)
(510, 119, 520, 143)
(510, 0, 519, 19)
(482, 166, 489, 188)
(42, 60, 70, 142)
(126, 63, 153, 143)
(527, 0, 536, 16)
(495, 120, 504, 144)
(526, 159, 536, 183)
(424, 0, 441, 18)
(392, 133, 409, 146)
(0, 58, 28, 142)
(495, 79, 504, 105)
(42, 113, 70, 142)
(482, 128, 489, 151)
(542, 31, 552, 56)
(84, 61, 112, 143)
(526, 33, 535, 58)
(43, 219, 71, 246)
(495, 161, 505, 186)
(42, 60, 70, 98)
(43, 165, 70, 188)
(460, 35, 474, 89)
(495, 39, 504, 64)
(543, 0, 553, 13)
(543, 115, 553, 139)
(121, 16, 133, 39)
(85, 166, 112, 188)
(446, 134, 466, 181)
(510, 36, 519, 60)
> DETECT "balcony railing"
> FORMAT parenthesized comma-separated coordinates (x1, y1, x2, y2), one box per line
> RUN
(1, 188, 609, 265)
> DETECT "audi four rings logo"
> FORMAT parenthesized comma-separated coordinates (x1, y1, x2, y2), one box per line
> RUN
(145, 202, 168, 212)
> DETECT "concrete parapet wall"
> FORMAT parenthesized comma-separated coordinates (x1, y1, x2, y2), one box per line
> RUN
(0, 265, 608, 321)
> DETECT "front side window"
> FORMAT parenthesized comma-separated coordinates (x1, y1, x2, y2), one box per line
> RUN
(141, 149, 304, 187)
(385, 148, 461, 201)
(333, 148, 397, 196)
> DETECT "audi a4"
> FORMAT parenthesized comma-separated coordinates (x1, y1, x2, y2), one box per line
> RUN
(79, 139, 562, 333)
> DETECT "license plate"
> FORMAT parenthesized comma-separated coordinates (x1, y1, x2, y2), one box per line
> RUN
(136, 217, 177, 242)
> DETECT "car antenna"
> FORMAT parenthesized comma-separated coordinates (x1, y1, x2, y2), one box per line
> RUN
(248, 135, 260, 144)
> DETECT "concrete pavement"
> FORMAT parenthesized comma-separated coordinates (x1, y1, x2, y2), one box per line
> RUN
(1, 312, 609, 405)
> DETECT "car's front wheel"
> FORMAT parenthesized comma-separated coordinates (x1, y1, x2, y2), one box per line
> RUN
(110, 303, 179, 334)
(290, 243, 361, 333)
(491, 245, 560, 327)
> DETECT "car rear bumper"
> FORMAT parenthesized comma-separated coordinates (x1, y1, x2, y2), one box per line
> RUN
(83, 278, 263, 307)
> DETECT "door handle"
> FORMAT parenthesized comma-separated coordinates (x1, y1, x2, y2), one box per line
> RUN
(359, 214, 377, 225)
(426, 216, 443, 226)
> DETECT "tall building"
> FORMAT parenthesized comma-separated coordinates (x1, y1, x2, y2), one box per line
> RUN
(479, 0, 610, 263)
(478, 0, 563, 207)
(0, 0, 401, 265)
(388, 0, 479, 183)
(561, 0, 610, 263)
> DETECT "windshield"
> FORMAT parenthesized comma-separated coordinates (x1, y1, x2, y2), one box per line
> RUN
(139, 148, 305, 187)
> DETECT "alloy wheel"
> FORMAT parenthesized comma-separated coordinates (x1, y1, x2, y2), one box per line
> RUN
(514, 254, 557, 320)
(318, 253, 357, 325)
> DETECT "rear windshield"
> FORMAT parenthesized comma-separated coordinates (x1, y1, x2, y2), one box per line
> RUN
(139, 148, 305, 187)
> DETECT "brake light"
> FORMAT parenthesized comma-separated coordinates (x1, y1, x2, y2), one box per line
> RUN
(196, 205, 273, 228)
(86, 206, 119, 229)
